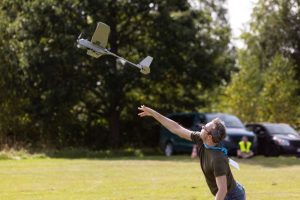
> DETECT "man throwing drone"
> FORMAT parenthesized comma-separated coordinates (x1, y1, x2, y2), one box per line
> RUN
(138, 105, 246, 200)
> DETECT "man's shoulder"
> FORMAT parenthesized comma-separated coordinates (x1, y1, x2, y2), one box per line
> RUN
(190, 131, 203, 144)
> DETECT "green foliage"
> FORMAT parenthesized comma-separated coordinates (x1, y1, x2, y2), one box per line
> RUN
(246, 0, 300, 79)
(0, 149, 47, 160)
(217, 50, 263, 122)
(218, 0, 300, 125)
(0, 0, 234, 149)
(259, 54, 299, 123)
(0, 0, 91, 148)
(222, 52, 299, 124)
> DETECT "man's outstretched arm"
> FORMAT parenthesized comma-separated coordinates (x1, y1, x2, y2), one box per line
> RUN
(138, 105, 192, 141)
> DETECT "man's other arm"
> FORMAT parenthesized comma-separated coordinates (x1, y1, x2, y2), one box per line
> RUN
(215, 175, 227, 200)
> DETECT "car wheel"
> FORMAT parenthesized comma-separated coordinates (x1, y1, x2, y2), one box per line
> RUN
(165, 142, 174, 156)
(273, 147, 280, 157)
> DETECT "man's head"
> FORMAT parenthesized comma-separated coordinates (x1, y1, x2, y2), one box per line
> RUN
(200, 118, 226, 144)
(242, 136, 248, 142)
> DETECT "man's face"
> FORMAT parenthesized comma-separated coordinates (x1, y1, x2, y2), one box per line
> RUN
(200, 121, 215, 141)
(242, 136, 248, 142)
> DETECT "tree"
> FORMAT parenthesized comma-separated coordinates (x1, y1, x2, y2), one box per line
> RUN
(219, 50, 263, 122)
(219, 0, 300, 125)
(246, 0, 300, 83)
(259, 53, 299, 123)
(0, 2, 33, 147)
(0, 0, 235, 149)
(0, 0, 88, 148)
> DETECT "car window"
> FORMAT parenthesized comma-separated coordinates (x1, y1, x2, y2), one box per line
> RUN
(246, 125, 254, 131)
(170, 115, 195, 128)
(206, 114, 245, 128)
(264, 124, 299, 135)
(251, 125, 267, 137)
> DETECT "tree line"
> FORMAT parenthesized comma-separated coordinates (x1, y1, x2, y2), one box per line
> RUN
(0, 0, 299, 150)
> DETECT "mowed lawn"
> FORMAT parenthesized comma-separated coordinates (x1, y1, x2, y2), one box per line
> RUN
(0, 156, 300, 200)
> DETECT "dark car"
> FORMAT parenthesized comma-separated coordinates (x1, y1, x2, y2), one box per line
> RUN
(160, 112, 256, 156)
(246, 123, 300, 157)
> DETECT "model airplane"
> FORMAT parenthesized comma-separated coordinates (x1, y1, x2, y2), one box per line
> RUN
(77, 22, 153, 75)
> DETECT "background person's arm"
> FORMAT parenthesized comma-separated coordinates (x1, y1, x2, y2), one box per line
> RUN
(138, 105, 192, 141)
(215, 175, 227, 200)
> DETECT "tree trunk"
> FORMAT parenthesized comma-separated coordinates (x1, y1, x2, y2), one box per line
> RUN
(107, 1, 120, 149)
(108, 109, 120, 148)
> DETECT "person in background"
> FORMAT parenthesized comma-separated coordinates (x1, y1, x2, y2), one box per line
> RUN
(191, 144, 198, 158)
(237, 136, 254, 159)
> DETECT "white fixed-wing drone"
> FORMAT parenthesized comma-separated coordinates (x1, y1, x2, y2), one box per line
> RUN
(77, 22, 153, 75)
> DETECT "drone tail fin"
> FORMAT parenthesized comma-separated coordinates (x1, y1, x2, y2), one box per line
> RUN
(140, 56, 153, 68)
(139, 56, 153, 75)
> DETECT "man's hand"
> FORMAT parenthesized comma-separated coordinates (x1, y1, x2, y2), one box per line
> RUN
(138, 105, 154, 117)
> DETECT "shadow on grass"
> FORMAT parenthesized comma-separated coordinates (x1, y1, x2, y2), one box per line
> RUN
(2, 148, 299, 167)
(0, 147, 194, 162)
(98, 155, 300, 168)
(231, 155, 300, 168)
(46, 148, 300, 167)
(44, 147, 197, 162)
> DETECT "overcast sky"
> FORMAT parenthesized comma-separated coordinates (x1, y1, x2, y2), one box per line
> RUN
(226, 0, 258, 48)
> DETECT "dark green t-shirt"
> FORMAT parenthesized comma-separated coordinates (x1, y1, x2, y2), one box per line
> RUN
(191, 132, 236, 195)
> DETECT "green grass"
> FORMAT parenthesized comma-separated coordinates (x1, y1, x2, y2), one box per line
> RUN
(0, 155, 300, 200)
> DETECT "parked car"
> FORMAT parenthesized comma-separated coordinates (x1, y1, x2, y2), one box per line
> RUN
(246, 123, 300, 157)
(159, 112, 256, 156)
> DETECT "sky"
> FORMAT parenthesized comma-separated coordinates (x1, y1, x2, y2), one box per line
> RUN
(226, 0, 258, 48)
(188, 0, 258, 48)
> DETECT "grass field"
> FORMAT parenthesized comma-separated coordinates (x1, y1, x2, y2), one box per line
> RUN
(0, 155, 300, 200)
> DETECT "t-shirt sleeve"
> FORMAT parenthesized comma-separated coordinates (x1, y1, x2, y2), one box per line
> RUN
(190, 131, 203, 147)
(213, 156, 229, 177)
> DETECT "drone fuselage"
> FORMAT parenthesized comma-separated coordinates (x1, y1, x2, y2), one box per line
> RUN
(77, 38, 109, 58)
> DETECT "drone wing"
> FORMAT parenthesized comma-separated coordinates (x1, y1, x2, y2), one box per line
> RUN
(91, 22, 110, 47)
(87, 22, 111, 58)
